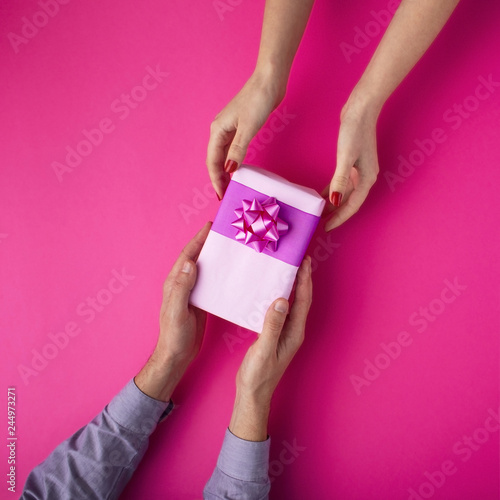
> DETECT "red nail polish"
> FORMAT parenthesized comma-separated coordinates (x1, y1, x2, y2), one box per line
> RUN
(224, 159, 238, 174)
(330, 191, 342, 207)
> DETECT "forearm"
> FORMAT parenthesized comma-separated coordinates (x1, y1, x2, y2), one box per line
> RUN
(254, 0, 315, 94)
(229, 391, 271, 442)
(21, 380, 170, 500)
(352, 0, 460, 114)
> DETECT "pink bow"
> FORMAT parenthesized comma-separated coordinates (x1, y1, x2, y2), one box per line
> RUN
(231, 197, 289, 253)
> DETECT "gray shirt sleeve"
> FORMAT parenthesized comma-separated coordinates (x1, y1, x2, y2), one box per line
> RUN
(21, 379, 171, 500)
(203, 429, 271, 499)
(21, 379, 270, 499)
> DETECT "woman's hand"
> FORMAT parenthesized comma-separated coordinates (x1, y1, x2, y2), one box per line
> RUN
(206, 0, 315, 199)
(325, 0, 460, 231)
(206, 70, 286, 200)
(324, 94, 380, 231)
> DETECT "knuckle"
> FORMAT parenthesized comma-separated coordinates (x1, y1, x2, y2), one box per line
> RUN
(266, 315, 284, 332)
(172, 275, 186, 293)
(229, 142, 247, 157)
(209, 120, 220, 134)
(252, 348, 268, 363)
(332, 173, 350, 189)
(364, 170, 378, 185)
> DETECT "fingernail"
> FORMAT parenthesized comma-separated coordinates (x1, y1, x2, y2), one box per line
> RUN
(224, 159, 238, 174)
(216, 192, 222, 201)
(182, 261, 192, 274)
(274, 300, 288, 313)
(330, 191, 343, 207)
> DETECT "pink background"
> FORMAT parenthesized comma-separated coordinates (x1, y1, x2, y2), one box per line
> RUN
(1, 0, 499, 499)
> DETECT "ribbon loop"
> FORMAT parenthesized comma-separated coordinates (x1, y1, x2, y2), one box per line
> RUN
(231, 197, 289, 253)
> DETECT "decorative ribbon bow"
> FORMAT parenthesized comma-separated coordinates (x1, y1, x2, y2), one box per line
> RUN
(231, 197, 289, 253)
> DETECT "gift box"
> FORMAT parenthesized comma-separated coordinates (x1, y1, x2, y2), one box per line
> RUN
(190, 165, 325, 333)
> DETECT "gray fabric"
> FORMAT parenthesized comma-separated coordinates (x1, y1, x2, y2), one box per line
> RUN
(21, 379, 271, 499)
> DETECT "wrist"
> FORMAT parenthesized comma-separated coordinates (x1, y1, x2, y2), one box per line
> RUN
(229, 390, 271, 442)
(235, 387, 272, 409)
(134, 352, 186, 403)
(252, 61, 289, 106)
(343, 83, 384, 123)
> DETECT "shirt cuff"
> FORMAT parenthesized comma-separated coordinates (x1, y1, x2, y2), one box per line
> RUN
(107, 379, 172, 435)
(217, 428, 270, 482)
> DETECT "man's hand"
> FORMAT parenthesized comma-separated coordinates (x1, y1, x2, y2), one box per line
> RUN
(134, 222, 211, 402)
(229, 256, 312, 441)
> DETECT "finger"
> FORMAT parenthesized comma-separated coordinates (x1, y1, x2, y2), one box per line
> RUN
(167, 222, 211, 286)
(321, 175, 355, 218)
(287, 256, 312, 340)
(320, 183, 329, 199)
(325, 174, 373, 231)
(320, 184, 333, 218)
(329, 153, 354, 208)
(224, 123, 259, 175)
(340, 169, 357, 210)
(259, 298, 289, 352)
(167, 259, 198, 318)
(343, 177, 355, 205)
(207, 121, 233, 199)
(180, 221, 212, 262)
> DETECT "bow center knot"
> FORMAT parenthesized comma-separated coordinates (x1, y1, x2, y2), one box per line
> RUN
(231, 197, 289, 253)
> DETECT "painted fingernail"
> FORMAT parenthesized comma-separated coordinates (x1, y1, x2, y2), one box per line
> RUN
(224, 159, 238, 174)
(330, 191, 343, 207)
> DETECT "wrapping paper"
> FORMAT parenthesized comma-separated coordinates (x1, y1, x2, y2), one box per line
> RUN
(190, 165, 325, 333)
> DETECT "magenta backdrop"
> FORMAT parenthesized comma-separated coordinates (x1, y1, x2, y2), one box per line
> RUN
(1, 0, 499, 499)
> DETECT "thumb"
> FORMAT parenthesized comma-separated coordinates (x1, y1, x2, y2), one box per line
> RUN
(224, 125, 257, 174)
(259, 298, 289, 350)
(329, 155, 353, 207)
(168, 260, 198, 314)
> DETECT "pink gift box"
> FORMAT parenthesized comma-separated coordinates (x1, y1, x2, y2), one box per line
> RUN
(190, 165, 325, 333)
